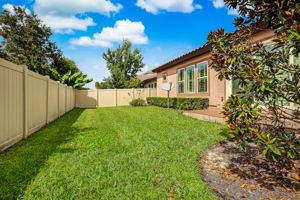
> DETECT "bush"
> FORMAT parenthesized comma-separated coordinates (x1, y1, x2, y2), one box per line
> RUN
(147, 97, 209, 110)
(130, 98, 146, 107)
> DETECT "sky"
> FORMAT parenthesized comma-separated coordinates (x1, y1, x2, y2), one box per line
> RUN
(0, 0, 238, 88)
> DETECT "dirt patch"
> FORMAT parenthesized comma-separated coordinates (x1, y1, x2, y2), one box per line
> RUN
(200, 141, 300, 200)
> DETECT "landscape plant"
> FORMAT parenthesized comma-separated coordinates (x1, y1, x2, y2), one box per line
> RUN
(208, 0, 300, 166)
(129, 98, 146, 107)
(147, 97, 209, 110)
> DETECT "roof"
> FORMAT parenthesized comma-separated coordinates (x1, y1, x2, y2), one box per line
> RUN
(136, 71, 157, 83)
(152, 43, 211, 72)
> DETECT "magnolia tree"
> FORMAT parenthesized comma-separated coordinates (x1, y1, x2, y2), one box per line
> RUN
(208, 0, 300, 166)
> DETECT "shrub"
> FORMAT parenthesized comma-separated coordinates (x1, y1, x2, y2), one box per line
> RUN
(147, 97, 209, 110)
(129, 98, 146, 107)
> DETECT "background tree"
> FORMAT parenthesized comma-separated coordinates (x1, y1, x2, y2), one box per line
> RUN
(0, 6, 92, 89)
(208, 0, 300, 166)
(49, 58, 92, 89)
(0, 6, 62, 75)
(96, 41, 143, 89)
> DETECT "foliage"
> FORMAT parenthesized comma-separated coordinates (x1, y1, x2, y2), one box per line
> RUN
(129, 98, 146, 107)
(51, 58, 80, 76)
(0, 107, 225, 200)
(147, 97, 209, 110)
(95, 81, 111, 89)
(49, 58, 92, 89)
(0, 6, 92, 89)
(208, 0, 300, 164)
(96, 41, 144, 89)
(0, 6, 62, 75)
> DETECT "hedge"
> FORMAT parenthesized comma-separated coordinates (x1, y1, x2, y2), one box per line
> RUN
(146, 97, 209, 110)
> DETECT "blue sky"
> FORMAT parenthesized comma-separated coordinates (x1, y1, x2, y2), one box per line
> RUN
(1, 0, 237, 88)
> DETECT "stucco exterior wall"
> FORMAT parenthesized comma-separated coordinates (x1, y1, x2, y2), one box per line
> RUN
(156, 29, 275, 108)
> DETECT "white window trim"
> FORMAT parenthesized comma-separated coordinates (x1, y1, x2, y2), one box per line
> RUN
(186, 65, 195, 94)
(197, 61, 208, 94)
(177, 68, 185, 94)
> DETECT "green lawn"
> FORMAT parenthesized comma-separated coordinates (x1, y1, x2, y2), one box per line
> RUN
(0, 107, 225, 200)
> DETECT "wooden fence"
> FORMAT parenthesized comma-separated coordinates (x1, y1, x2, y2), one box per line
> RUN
(0, 59, 75, 151)
(75, 88, 157, 108)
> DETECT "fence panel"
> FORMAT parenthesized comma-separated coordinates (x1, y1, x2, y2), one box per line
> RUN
(75, 88, 157, 108)
(75, 90, 97, 108)
(59, 85, 66, 116)
(48, 80, 59, 123)
(98, 89, 116, 107)
(0, 59, 75, 151)
(117, 89, 134, 106)
(0, 60, 24, 151)
(27, 71, 47, 135)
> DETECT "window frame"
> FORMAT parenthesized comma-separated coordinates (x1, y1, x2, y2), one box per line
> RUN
(186, 65, 195, 94)
(177, 68, 185, 94)
(162, 72, 167, 81)
(197, 61, 208, 94)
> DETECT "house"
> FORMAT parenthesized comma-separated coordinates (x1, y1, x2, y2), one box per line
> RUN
(137, 71, 157, 88)
(152, 29, 276, 109)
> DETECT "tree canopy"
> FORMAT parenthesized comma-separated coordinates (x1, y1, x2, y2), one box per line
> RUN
(0, 6, 61, 75)
(0, 6, 92, 89)
(96, 41, 144, 89)
(208, 0, 300, 165)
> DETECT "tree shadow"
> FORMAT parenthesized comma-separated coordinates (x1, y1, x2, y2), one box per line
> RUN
(221, 142, 300, 191)
(0, 108, 86, 200)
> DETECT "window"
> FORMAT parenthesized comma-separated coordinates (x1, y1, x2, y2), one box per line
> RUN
(186, 66, 195, 93)
(162, 73, 167, 81)
(177, 68, 184, 94)
(197, 62, 208, 93)
(154, 83, 157, 88)
(232, 79, 240, 95)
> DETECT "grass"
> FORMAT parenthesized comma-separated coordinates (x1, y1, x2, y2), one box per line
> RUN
(0, 107, 225, 200)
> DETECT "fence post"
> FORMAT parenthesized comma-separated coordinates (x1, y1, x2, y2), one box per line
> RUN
(64, 84, 67, 114)
(57, 82, 60, 117)
(132, 88, 135, 100)
(22, 65, 28, 139)
(115, 89, 118, 106)
(45, 76, 50, 124)
(97, 89, 99, 108)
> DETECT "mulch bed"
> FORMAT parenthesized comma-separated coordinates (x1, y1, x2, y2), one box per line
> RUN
(199, 141, 300, 200)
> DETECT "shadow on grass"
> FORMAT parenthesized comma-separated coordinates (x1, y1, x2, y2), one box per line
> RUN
(0, 108, 85, 200)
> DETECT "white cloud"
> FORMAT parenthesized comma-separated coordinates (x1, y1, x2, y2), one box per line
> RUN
(33, 0, 122, 33)
(71, 19, 149, 47)
(2, 4, 30, 14)
(40, 15, 95, 33)
(227, 8, 238, 15)
(136, 0, 202, 14)
(211, 0, 225, 8)
(210, 0, 238, 15)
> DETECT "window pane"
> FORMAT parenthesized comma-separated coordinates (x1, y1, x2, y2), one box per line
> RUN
(198, 77, 207, 93)
(186, 66, 194, 93)
(178, 69, 184, 81)
(178, 82, 184, 93)
(232, 79, 240, 94)
(198, 62, 207, 78)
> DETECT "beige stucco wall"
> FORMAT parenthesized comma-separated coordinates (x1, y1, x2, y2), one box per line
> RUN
(144, 79, 157, 88)
(156, 29, 275, 108)
(0, 59, 75, 151)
